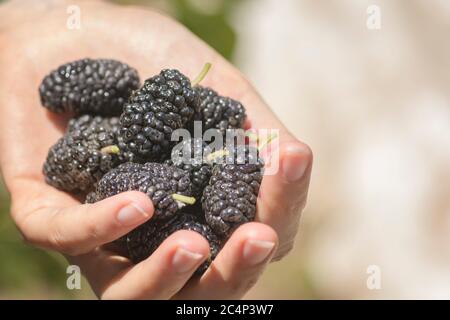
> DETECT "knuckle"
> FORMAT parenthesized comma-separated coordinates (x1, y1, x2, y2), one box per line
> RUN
(54, 212, 100, 256)
(47, 214, 82, 256)
(84, 214, 101, 243)
(48, 223, 74, 255)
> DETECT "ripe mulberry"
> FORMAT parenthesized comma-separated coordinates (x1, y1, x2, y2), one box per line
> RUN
(89, 162, 195, 220)
(118, 69, 200, 161)
(127, 213, 222, 275)
(66, 114, 120, 134)
(164, 138, 212, 197)
(130, 69, 199, 123)
(192, 86, 246, 135)
(39, 58, 140, 116)
(43, 116, 122, 193)
(202, 145, 264, 237)
(117, 99, 184, 162)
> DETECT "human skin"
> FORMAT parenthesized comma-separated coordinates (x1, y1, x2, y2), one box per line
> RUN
(0, 0, 312, 299)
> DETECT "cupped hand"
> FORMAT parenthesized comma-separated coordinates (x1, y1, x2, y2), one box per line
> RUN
(0, 0, 312, 299)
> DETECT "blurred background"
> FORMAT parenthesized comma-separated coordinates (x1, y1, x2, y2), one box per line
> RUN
(1, 0, 450, 299)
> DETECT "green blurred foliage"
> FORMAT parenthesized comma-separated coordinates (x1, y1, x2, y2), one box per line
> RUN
(172, 0, 238, 60)
(0, 0, 239, 299)
(111, 0, 239, 60)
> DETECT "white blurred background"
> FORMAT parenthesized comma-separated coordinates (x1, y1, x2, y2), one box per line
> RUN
(234, 0, 450, 299)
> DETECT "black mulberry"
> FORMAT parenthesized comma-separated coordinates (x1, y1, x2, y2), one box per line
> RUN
(164, 138, 212, 197)
(39, 58, 140, 116)
(127, 214, 222, 275)
(43, 116, 122, 193)
(192, 86, 246, 135)
(117, 100, 185, 162)
(130, 69, 199, 123)
(118, 68, 200, 161)
(89, 162, 195, 220)
(202, 145, 264, 237)
(66, 114, 120, 134)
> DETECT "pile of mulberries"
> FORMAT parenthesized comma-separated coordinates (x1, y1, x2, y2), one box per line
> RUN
(40, 59, 264, 276)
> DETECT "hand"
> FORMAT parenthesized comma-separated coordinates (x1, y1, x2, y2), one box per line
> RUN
(0, 0, 312, 299)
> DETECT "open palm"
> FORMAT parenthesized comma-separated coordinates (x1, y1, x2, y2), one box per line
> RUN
(0, 0, 312, 299)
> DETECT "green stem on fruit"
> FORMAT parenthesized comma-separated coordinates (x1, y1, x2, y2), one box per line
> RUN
(100, 145, 120, 154)
(191, 62, 212, 86)
(172, 194, 196, 205)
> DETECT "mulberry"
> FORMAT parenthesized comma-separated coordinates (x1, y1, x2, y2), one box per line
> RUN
(117, 99, 185, 162)
(127, 214, 222, 275)
(43, 116, 122, 193)
(118, 68, 201, 162)
(39, 58, 140, 116)
(192, 86, 246, 135)
(130, 69, 199, 123)
(202, 145, 264, 237)
(89, 162, 195, 220)
(66, 114, 120, 134)
(164, 138, 212, 197)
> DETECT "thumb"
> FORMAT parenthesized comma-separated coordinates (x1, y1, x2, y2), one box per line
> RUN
(18, 191, 154, 256)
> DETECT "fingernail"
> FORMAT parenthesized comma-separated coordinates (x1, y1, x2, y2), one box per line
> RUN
(172, 247, 204, 273)
(243, 239, 275, 266)
(117, 203, 150, 226)
(282, 146, 308, 183)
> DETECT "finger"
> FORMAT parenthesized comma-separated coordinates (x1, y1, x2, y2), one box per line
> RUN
(101, 230, 210, 300)
(175, 222, 278, 300)
(18, 191, 154, 255)
(257, 141, 312, 259)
